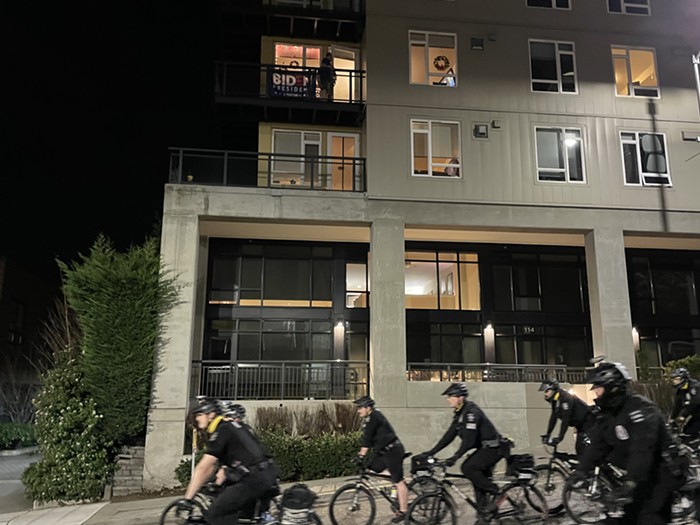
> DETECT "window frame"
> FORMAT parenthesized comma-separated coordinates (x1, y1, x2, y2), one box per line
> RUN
(526, 0, 571, 9)
(529, 39, 578, 94)
(619, 131, 672, 187)
(607, 0, 650, 16)
(534, 125, 586, 184)
(410, 119, 462, 179)
(408, 30, 458, 87)
(611, 46, 660, 98)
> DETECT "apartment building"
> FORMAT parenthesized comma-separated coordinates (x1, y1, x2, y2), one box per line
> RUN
(143, 0, 700, 487)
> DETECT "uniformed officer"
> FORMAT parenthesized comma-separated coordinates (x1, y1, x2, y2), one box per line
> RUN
(353, 396, 408, 523)
(669, 367, 700, 438)
(418, 382, 504, 514)
(180, 402, 278, 525)
(573, 361, 675, 524)
(539, 379, 594, 456)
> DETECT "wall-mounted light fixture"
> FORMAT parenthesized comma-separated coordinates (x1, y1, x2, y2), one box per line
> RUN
(484, 323, 495, 356)
(632, 327, 640, 353)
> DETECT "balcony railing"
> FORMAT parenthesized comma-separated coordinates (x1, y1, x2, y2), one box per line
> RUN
(170, 148, 366, 192)
(260, 0, 365, 13)
(192, 360, 369, 401)
(407, 363, 589, 384)
(215, 62, 365, 105)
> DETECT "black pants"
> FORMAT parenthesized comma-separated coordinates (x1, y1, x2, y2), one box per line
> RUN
(206, 466, 278, 525)
(368, 442, 406, 484)
(606, 464, 673, 525)
(460, 447, 501, 503)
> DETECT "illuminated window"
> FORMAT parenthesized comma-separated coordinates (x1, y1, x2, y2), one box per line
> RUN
(409, 31, 457, 87)
(405, 251, 480, 310)
(612, 47, 659, 97)
(535, 127, 585, 183)
(346, 263, 369, 308)
(411, 119, 461, 178)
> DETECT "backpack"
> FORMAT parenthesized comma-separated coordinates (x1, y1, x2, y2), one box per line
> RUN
(280, 483, 317, 525)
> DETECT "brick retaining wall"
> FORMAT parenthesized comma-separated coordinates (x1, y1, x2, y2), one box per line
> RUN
(112, 445, 144, 497)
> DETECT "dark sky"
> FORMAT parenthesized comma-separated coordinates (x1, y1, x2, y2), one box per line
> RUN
(4, 1, 220, 281)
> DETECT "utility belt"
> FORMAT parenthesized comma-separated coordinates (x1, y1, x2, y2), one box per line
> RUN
(481, 438, 501, 449)
(226, 459, 273, 483)
(382, 438, 401, 452)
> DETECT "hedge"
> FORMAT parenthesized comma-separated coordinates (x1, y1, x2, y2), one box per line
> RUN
(0, 423, 36, 450)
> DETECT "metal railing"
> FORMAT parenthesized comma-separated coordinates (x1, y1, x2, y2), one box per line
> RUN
(407, 363, 589, 384)
(192, 360, 369, 400)
(261, 0, 365, 13)
(169, 148, 366, 192)
(215, 62, 365, 104)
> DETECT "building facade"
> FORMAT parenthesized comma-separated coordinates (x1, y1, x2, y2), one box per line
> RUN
(143, 0, 700, 487)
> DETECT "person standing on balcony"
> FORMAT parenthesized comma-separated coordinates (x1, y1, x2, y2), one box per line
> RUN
(353, 396, 409, 523)
(539, 379, 594, 457)
(416, 382, 506, 515)
(318, 52, 336, 101)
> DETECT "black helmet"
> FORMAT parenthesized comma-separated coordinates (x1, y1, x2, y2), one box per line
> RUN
(192, 402, 220, 416)
(222, 402, 246, 420)
(586, 362, 631, 388)
(442, 382, 468, 397)
(670, 368, 690, 390)
(538, 379, 560, 392)
(353, 395, 375, 408)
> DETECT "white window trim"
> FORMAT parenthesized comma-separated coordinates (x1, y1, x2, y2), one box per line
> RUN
(607, 0, 650, 16)
(611, 45, 660, 99)
(620, 131, 672, 187)
(272, 129, 322, 174)
(529, 39, 578, 95)
(534, 126, 586, 184)
(526, 0, 571, 10)
(408, 30, 458, 87)
(410, 118, 462, 179)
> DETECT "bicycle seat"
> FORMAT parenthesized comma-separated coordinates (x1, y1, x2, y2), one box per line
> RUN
(403, 452, 412, 459)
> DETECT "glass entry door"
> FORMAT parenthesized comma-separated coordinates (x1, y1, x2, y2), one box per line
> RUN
(331, 46, 359, 102)
(327, 133, 360, 190)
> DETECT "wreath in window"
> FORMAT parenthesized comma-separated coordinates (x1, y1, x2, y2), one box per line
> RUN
(433, 55, 450, 71)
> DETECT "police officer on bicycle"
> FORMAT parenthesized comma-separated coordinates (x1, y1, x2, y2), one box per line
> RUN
(181, 401, 279, 525)
(417, 382, 504, 515)
(539, 378, 593, 456)
(572, 361, 676, 524)
(354, 395, 409, 523)
(669, 367, 700, 438)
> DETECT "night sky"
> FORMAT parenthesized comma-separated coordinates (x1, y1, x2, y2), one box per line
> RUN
(4, 1, 221, 282)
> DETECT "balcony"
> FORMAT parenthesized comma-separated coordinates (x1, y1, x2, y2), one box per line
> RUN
(215, 62, 366, 126)
(407, 363, 589, 384)
(219, 0, 365, 43)
(192, 360, 369, 401)
(169, 147, 366, 192)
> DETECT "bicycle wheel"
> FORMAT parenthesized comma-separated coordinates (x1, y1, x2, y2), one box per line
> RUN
(407, 492, 457, 525)
(160, 498, 208, 525)
(493, 483, 549, 524)
(328, 483, 376, 525)
(563, 475, 612, 524)
(531, 464, 567, 516)
(408, 475, 440, 496)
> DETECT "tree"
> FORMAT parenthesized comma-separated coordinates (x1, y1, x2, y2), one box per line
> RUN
(58, 235, 179, 446)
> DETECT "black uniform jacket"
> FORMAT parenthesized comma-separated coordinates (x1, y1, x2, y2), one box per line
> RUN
(360, 409, 399, 452)
(579, 394, 669, 486)
(671, 378, 700, 421)
(205, 416, 268, 468)
(545, 390, 592, 440)
(427, 400, 500, 459)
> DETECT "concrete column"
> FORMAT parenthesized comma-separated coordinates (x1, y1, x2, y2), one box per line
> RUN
(584, 228, 636, 378)
(369, 218, 406, 407)
(143, 211, 200, 489)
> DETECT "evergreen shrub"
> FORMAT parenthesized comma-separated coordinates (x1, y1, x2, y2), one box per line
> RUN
(0, 423, 35, 449)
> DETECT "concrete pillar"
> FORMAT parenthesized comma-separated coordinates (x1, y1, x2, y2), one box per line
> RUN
(143, 211, 201, 489)
(369, 218, 406, 407)
(584, 228, 636, 378)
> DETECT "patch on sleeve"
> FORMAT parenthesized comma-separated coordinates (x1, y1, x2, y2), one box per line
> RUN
(561, 402, 569, 410)
(691, 388, 698, 396)
(209, 431, 218, 442)
(629, 409, 645, 423)
(467, 413, 476, 422)
(466, 423, 477, 430)
(614, 425, 629, 440)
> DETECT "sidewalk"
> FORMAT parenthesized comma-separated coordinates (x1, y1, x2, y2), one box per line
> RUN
(0, 476, 349, 525)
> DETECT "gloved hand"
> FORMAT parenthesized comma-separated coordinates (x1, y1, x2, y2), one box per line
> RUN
(540, 434, 550, 445)
(176, 499, 194, 514)
(353, 455, 366, 467)
(444, 457, 457, 467)
(548, 436, 560, 446)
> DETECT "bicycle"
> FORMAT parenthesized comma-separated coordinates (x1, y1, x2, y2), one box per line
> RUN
(405, 455, 549, 525)
(531, 442, 579, 517)
(562, 460, 697, 524)
(327, 452, 440, 525)
(160, 481, 322, 525)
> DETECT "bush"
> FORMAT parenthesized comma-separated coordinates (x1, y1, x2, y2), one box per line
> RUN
(175, 449, 205, 486)
(0, 423, 35, 449)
